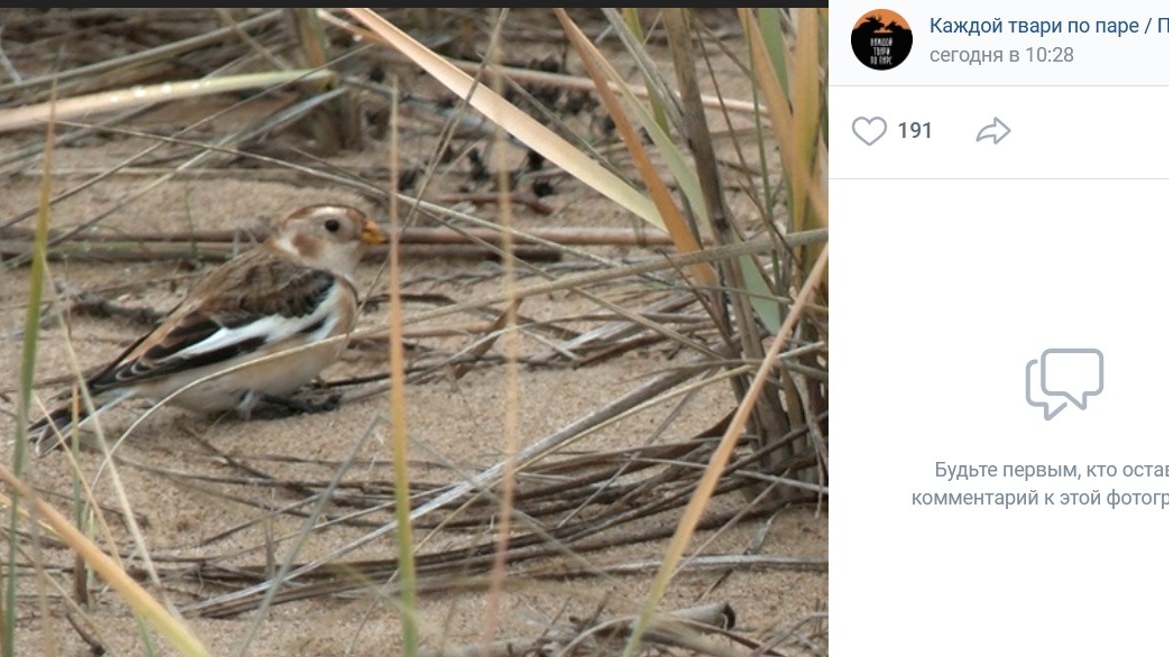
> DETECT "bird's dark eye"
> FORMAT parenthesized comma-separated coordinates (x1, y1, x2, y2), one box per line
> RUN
(325, 219, 340, 233)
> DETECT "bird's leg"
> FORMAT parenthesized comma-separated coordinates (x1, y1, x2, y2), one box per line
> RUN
(252, 391, 343, 419)
(235, 389, 258, 421)
(233, 389, 345, 419)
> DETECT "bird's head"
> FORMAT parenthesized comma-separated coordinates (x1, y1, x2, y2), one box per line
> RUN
(268, 205, 388, 278)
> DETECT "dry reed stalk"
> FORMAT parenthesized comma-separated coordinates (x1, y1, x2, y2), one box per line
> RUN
(0, 239, 562, 263)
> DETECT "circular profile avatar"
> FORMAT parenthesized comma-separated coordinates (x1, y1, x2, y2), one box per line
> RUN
(851, 9, 912, 70)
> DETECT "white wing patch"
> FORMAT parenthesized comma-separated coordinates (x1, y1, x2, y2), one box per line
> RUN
(174, 281, 344, 358)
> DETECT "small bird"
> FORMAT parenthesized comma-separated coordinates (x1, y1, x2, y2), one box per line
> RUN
(30, 204, 388, 453)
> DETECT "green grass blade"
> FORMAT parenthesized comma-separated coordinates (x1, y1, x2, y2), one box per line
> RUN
(614, 8, 673, 133)
(758, 8, 791, 97)
(387, 82, 420, 657)
(5, 83, 57, 657)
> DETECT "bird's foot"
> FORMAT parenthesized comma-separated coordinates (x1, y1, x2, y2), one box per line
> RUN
(248, 392, 343, 420)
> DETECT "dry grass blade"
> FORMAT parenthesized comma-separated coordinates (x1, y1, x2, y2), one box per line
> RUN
(624, 244, 829, 657)
(2, 81, 355, 265)
(661, 8, 799, 498)
(482, 13, 524, 644)
(342, 8, 664, 229)
(0, 10, 284, 98)
(577, 15, 711, 234)
(0, 69, 334, 134)
(392, 236, 823, 329)
(0, 465, 210, 657)
(787, 9, 824, 239)
(182, 364, 707, 616)
(418, 603, 735, 657)
(182, 485, 803, 618)
(738, 9, 827, 230)
(317, 10, 762, 116)
(554, 9, 715, 289)
(385, 81, 420, 656)
(231, 420, 382, 657)
(14, 225, 677, 247)
(0, 236, 563, 264)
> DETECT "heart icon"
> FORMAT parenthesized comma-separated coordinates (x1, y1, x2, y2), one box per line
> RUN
(852, 116, 887, 146)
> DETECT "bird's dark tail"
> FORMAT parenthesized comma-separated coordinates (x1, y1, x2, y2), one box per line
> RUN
(28, 403, 91, 455)
(27, 330, 154, 455)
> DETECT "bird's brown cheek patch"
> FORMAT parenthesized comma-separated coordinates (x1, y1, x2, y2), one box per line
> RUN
(292, 233, 323, 259)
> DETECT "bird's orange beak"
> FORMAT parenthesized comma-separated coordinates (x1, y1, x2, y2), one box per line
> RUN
(360, 219, 389, 245)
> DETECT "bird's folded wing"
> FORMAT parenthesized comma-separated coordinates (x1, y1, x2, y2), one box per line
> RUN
(88, 260, 349, 392)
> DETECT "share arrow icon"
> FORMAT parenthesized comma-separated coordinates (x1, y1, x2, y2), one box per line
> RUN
(976, 117, 1011, 144)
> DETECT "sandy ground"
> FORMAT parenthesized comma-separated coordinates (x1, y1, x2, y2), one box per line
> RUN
(0, 9, 826, 656)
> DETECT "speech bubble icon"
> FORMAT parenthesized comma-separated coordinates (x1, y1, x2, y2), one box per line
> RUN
(1025, 358, 1067, 420)
(1040, 348, 1103, 411)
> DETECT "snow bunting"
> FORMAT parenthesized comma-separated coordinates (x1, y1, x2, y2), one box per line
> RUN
(30, 204, 388, 452)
